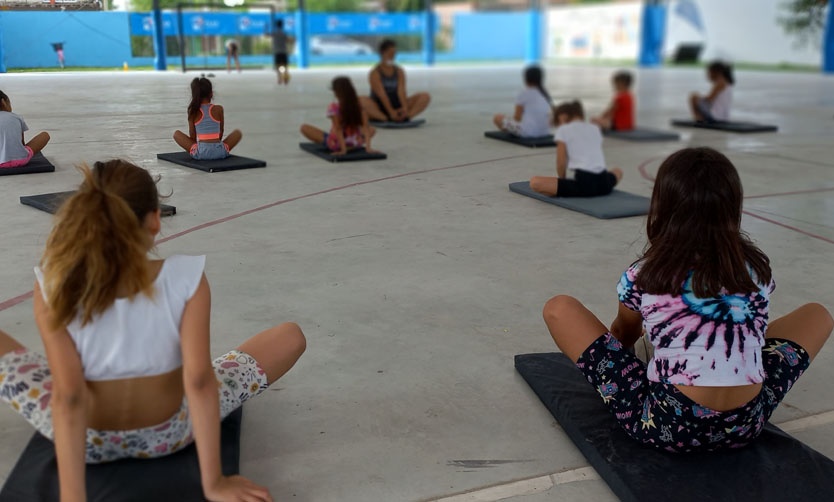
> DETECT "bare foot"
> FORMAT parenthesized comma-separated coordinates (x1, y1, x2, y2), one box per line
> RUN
(611, 167, 623, 184)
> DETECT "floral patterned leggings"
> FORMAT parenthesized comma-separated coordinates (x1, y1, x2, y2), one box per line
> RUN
(0, 348, 269, 463)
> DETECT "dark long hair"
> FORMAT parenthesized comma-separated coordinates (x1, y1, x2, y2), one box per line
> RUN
(553, 100, 585, 121)
(708, 60, 735, 85)
(332, 76, 362, 130)
(637, 147, 770, 297)
(524, 65, 550, 104)
(188, 77, 213, 120)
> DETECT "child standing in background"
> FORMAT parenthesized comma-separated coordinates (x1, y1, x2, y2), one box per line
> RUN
(0, 90, 50, 168)
(530, 100, 622, 197)
(492, 65, 552, 138)
(173, 78, 242, 160)
(300, 76, 377, 156)
(271, 20, 294, 85)
(592, 71, 635, 131)
(689, 61, 734, 122)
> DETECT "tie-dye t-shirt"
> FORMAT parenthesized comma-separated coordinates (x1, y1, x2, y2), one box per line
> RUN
(617, 262, 775, 387)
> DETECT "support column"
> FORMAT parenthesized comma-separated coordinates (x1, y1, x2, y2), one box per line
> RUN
(824, 0, 834, 73)
(296, 0, 309, 69)
(638, 0, 667, 67)
(152, 0, 167, 71)
(526, 0, 542, 63)
(423, 0, 435, 66)
(0, 14, 6, 74)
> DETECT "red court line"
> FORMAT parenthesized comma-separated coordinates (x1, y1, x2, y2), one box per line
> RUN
(742, 210, 834, 246)
(638, 157, 834, 246)
(0, 151, 552, 313)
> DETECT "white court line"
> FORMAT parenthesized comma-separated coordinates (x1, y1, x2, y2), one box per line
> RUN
(429, 467, 599, 502)
(430, 410, 834, 502)
(776, 410, 834, 433)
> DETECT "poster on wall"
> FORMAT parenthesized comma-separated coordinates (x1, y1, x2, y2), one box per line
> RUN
(546, 2, 642, 60)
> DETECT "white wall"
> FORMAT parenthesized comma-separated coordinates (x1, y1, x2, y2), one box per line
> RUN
(664, 0, 823, 66)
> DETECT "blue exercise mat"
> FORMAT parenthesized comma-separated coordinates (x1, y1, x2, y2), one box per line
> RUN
(0, 408, 243, 502)
(603, 128, 680, 142)
(671, 119, 778, 133)
(0, 152, 55, 176)
(157, 152, 266, 173)
(299, 142, 387, 162)
(370, 118, 426, 129)
(484, 131, 556, 148)
(509, 181, 650, 219)
(21, 191, 176, 217)
(515, 352, 834, 502)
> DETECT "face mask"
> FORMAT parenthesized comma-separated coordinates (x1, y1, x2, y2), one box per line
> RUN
(383, 59, 394, 66)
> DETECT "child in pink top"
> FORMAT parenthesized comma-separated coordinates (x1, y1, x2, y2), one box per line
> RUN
(301, 76, 377, 156)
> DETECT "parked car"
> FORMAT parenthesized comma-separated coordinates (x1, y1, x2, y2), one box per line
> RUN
(310, 35, 374, 56)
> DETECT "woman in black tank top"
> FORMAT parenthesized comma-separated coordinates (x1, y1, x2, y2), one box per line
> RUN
(360, 39, 431, 123)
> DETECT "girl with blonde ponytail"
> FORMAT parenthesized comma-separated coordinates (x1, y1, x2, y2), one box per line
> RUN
(0, 160, 305, 502)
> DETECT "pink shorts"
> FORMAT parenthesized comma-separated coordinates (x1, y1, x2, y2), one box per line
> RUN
(0, 146, 34, 168)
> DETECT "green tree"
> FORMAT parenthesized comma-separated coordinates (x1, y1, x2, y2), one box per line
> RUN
(779, 0, 829, 47)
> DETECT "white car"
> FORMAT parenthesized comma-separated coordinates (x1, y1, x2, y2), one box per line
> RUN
(310, 36, 374, 56)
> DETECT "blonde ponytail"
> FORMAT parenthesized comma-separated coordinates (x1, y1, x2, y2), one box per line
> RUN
(40, 161, 160, 329)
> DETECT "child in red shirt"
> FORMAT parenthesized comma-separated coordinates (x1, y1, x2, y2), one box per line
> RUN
(592, 71, 635, 131)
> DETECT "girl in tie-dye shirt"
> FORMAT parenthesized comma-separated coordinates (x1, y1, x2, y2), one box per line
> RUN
(542, 147, 832, 452)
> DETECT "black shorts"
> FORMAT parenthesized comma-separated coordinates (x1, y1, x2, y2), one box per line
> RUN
(274, 53, 288, 67)
(556, 169, 617, 198)
(576, 333, 810, 453)
(371, 93, 402, 120)
(227, 43, 238, 57)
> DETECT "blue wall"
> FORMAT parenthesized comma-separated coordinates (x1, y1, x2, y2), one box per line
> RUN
(451, 12, 528, 61)
(0, 12, 135, 69)
(0, 10, 529, 70)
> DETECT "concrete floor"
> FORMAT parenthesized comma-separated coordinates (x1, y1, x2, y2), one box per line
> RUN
(0, 65, 832, 501)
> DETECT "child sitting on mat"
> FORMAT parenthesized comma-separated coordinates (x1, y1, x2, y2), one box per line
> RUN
(0, 90, 50, 168)
(542, 146, 832, 453)
(530, 100, 622, 197)
(591, 71, 634, 131)
(492, 65, 552, 138)
(689, 61, 734, 122)
(173, 77, 242, 160)
(0, 159, 306, 500)
(300, 76, 377, 156)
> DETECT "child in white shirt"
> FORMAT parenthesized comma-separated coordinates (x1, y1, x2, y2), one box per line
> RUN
(493, 65, 552, 138)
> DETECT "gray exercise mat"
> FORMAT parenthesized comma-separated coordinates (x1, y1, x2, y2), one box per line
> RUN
(0, 152, 55, 176)
(21, 191, 176, 217)
(484, 130, 556, 148)
(603, 128, 680, 142)
(671, 119, 778, 133)
(156, 152, 266, 173)
(508, 181, 650, 219)
(370, 118, 426, 129)
(299, 142, 387, 163)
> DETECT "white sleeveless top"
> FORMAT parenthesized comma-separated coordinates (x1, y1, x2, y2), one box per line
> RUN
(710, 85, 733, 121)
(35, 255, 205, 382)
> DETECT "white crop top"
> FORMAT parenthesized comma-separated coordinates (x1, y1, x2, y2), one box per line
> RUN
(35, 255, 206, 382)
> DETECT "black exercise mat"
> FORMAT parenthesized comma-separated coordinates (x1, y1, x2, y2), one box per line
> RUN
(299, 142, 387, 163)
(370, 118, 426, 129)
(671, 119, 778, 133)
(0, 152, 55, 176)
(515, 352, 834, 502)
(21, 191, 176, 217)
(509, 181, 649, 219)
(484, 130, 556, 148)
(603, 128, 680, 142)
(0, 408, 243, 502)
(157, 152, 266, 173)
